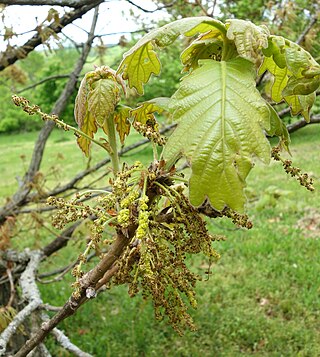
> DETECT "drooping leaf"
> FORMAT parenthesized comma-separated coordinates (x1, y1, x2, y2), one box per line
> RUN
(284, 93, 316, 122)
(259, 36, 320, 121)
(265, 103, 290, 151)
(74, 76, 97, 156)
(282, 75, 320, 97)
(118, 42, 161, 95)
(164, 58, 278, 212)
(117, 17, 226, 94)
(77, 110, 97, 157)
(226, 19, 269, 62)
(88, 78, 120, 126)
(113, 105, 131, 145)
(258, 56, 289, 102)
(47, 8, 60, 24)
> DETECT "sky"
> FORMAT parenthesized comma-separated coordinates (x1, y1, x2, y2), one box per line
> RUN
(0, 1, 169, 50)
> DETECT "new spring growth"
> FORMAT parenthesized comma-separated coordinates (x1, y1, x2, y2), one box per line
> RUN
(133, 121, 166, 146)
(272, 146, 314, 191)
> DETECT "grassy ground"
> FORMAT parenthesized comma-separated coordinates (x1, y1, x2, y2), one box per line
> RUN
(0, 125, 320, 356)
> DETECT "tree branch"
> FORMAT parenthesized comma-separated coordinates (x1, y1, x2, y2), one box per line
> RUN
(41, 312, 93, 357)
(13, 169, 167, 356)
(0, 0, 95, 7)
(0, 248, 93, 356)
(14, 231, 130, 357)
(0, 0, 103, 71)
(125, 0, 174, 13)
(195, 0, 210, 16)
(0, 6, 100, 225)
(287, 114, 320, 134)
(17, 74, 72, 94)
(5, 267, 15, 308)
(296, 15, 319, 45)
(0, 250, 43, 356)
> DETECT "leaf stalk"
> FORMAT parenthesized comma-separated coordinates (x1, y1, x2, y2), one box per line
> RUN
(104, 116, 120, 176)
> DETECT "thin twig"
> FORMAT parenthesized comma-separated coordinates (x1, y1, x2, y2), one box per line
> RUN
(17, 75, 73, 94)
(195, 0, 210, 16)
(5, 268, 15, 308)
(126, 0, 175, 13)
(296, 15, 319, 45)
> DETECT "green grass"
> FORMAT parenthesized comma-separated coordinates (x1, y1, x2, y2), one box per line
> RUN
(1, 125, 320, 356)
(0, 127, 152, 204)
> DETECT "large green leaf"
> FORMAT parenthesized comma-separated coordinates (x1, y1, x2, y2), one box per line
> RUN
(117, 17, 226, 94)
(164, 58, 278, 212)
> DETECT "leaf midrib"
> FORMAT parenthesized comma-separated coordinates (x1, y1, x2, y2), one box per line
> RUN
(221, 61, 226, 176)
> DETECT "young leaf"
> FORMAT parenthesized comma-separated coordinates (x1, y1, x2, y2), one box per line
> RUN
(74, 76, 97, 156)
(118, 42, 161, 95)
(77, 110, 97, 157)
(88, 78, 120, 127)
(259, 36, 320, 120)
(113, 105, 131, 145)
(131, 97, 169, 125)
(117, 17, 226, 94)
(74, 75, 88, 129)
(164, 58, 277, 212)
(74, 66, 123, 156)
(181, 35, 223, 72)
(258, 56, 289, 102)
(265, 103, 290, 151)
(284, 93, 316, 122)
(226, 19, 269, 62)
